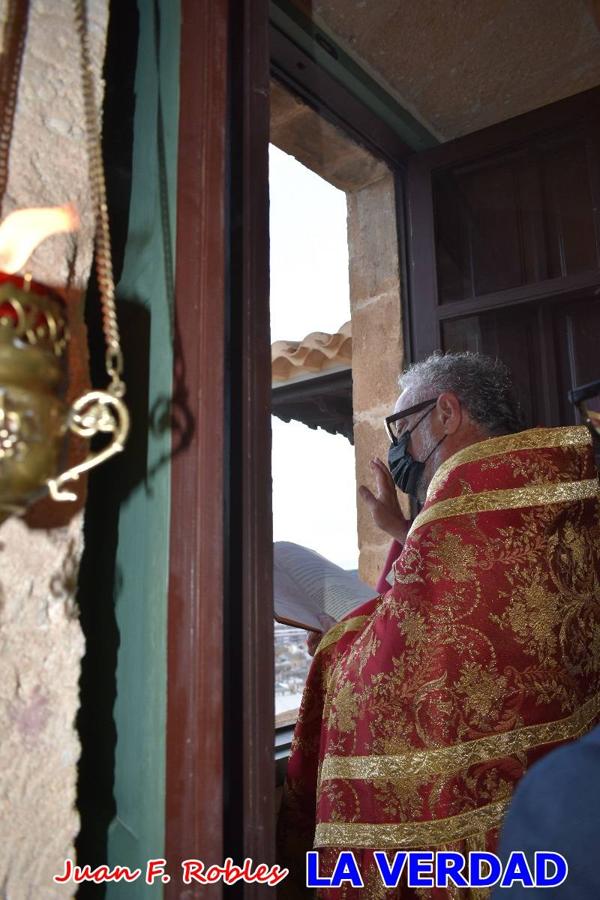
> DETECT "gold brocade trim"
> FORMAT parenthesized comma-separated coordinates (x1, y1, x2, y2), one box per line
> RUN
(315, 616, 370, 656)
(314, 798, 509, 849)
(426, 426, 590, 502)
(319, 690, 600, 782)
(409, 477, 598, 536)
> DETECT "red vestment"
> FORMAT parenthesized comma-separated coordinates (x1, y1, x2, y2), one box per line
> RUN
(278, 426, 600, 899)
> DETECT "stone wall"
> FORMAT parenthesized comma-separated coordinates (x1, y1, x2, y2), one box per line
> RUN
(347, 174, 405, 586)
(0, 1, 109, 897)
(270, 81, 406, 588)
(270, 79, 388, 192)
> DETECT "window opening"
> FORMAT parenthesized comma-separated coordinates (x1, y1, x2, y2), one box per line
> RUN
(269, 79, 397, 733)
(270, 143, 360, 726)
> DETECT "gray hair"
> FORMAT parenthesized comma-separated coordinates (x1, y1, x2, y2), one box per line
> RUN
(399, 351, 523, 436)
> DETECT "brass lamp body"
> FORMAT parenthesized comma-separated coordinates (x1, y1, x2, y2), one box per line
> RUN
(0, 0, 130, 523)
(0, 277, 128, 519)
(0, 279, 68, 516)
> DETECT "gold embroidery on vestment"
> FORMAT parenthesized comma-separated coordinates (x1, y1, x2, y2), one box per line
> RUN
(315, 615, 370, 656)
(329, 681, 361, 733)
(301, 428, 599, 863)
(425, 531, 479, 582)
(455, 662, 508, 719)
(410, 478, 598, 536)
(314, 798, 510, 848)
(492, 569, 562, 660)
(427, 426, 590, 501)
(319, 689, 600, 781)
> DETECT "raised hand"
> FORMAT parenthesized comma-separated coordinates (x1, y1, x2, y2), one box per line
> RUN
(358, 457, 410, 543)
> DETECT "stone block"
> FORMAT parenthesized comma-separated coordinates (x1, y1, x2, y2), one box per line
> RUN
(270, 80, 388, 192)
(270, 79, 304, 130)
(351, 290, 404, 413)
(347, 175, 400, 305)
(359, 542, 390, 591)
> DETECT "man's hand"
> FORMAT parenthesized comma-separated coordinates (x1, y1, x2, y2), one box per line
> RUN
(359, 457, 410, 543)
(306, 613, 337, 657)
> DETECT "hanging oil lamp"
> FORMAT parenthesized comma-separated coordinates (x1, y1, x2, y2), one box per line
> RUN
(0, 0, 129, 520)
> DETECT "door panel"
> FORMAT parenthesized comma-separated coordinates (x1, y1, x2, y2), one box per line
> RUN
(434, 153, 528, 303)
(406, 87, 600, 427)
(432, 131, 600, 306)
(541, 135, 600, 278)
(441, 306, 541, 428)
(553, 297, 600, 424)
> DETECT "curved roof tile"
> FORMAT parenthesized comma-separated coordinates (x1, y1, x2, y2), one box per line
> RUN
(272, 321, 352, 383)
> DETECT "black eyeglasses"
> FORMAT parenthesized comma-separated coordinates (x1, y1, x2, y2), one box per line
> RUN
(384, 398, 438, 445)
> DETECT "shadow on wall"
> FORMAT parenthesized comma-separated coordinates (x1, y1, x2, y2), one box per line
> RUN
(75, 294, 148, 897)
(74, 0, 195, 890)
(74, 0, 139, 888)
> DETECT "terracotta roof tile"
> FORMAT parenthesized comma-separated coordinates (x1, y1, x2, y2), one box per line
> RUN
(272, 321, 352, 383)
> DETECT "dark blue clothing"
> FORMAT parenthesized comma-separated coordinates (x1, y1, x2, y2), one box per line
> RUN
(493, 725, 600, 898)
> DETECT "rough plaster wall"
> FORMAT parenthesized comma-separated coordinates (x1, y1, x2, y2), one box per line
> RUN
(293, 0, 600, 141)
(347, 174, 405, 587)
(0, 1, 109, 898)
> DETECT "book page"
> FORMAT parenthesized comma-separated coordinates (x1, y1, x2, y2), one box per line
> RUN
(273, 542, 376, 631)
(273, 559, 323, 630)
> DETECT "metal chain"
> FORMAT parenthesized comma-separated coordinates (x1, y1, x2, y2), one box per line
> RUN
(0, 0, 30, 214)
(73, 0, 125, 399)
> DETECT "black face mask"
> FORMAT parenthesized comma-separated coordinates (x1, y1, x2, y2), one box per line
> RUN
(387, 407, 446, 498)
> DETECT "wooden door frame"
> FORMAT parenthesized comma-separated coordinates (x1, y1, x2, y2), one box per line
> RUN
(165, 1, 273, 894)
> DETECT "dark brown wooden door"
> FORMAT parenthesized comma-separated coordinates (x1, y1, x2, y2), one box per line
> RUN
(405, 87, 600, 426)
(166, 1, 273, 896)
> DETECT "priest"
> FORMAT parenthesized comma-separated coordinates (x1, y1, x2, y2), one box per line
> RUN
(277, 351, 600, 899)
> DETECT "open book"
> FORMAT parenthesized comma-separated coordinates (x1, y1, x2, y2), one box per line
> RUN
(274, 541, 376, 631)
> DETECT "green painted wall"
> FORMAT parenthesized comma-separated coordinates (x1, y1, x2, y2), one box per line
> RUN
(107, 0, 179, 895)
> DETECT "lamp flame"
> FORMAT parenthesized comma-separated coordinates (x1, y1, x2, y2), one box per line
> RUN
(0, 204, 79, 274)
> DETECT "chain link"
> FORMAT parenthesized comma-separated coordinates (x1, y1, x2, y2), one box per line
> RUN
(0, 0, 30, 212)
(0, 1, 125, 397)
(73, 0, 125, 398)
